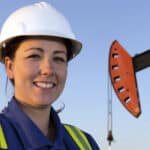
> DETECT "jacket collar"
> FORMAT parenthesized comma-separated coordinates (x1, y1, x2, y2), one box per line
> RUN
(3, 97, 66, 150)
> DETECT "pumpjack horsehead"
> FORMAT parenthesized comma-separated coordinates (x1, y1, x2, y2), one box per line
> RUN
(109, 40, 150, 117)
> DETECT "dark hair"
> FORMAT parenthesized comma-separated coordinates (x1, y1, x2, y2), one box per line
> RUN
(64, 39, 73, 61)
(2, 37, 25, 61)
(2, 37, 25, 85)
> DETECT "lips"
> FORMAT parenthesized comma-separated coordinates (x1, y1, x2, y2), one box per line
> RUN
(33, 81, 56, 89)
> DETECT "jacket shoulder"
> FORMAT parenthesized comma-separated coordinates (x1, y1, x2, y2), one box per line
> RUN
(64, 124, 100, 150)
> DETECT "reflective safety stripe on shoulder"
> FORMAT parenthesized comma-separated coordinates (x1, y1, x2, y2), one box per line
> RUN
(64, 125, 92, 150)
(0, 124, 8, 149)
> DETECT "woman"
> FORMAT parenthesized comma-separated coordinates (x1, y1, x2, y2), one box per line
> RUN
(0, 2, 100, 150)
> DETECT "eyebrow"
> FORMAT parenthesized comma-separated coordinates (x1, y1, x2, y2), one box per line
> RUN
(24, 47, 67, 55)
(24, 47, 44, 52)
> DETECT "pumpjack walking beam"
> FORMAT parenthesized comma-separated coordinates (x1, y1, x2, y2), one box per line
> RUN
(133, 50, 150, 72)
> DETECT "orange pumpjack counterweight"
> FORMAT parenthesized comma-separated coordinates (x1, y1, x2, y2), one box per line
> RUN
(109, 40, 141, 117)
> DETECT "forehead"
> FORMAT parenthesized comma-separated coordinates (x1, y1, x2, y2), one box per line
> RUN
(21, 36, 66, 46)
(16, 36, 67, 52)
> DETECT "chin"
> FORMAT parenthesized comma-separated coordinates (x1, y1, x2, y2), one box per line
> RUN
(30, 103, 50, 109)
(34, 98, 55, 106)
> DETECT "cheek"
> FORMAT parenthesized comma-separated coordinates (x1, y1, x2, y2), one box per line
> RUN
(13, 61, 39, 81)
(63, 67, 67, 80)
(63, 70, 67, 84)
(58, 67, 67, 83)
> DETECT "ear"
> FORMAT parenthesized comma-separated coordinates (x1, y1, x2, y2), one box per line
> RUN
(4, 57, 14, 79)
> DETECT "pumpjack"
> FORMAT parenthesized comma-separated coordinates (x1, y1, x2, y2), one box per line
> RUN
(107, 40, 150, 147)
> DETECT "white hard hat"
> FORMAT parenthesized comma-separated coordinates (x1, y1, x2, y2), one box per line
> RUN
(0, 1, 82, 61)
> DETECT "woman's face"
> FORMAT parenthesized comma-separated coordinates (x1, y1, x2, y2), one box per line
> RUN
(5, 38, 67, 108)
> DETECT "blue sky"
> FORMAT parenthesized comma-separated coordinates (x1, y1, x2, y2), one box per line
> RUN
(0, 0, 150, 149)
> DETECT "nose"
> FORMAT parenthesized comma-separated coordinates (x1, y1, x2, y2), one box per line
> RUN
(40, 58, 54, 76)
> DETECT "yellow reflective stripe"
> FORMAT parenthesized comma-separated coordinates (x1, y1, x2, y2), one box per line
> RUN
(64, 125, 85, 150)
(64, 125, 92, 150)
(0, 124, 8, 149)
(74, 126, 92, 150)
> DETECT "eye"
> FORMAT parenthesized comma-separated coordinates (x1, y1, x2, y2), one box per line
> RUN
(27, 54, 41, 59)
(53, 56, 67, 63)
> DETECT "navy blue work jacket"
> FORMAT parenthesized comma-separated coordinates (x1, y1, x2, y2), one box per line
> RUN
(0, 97, 100, 150)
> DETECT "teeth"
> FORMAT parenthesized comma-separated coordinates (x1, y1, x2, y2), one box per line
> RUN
(35, 82, 54, 88)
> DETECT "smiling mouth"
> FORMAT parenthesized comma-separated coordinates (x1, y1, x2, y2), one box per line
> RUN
(33, 82, 56, 89)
